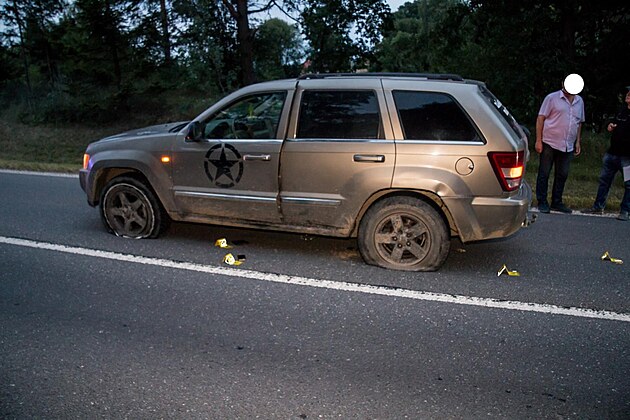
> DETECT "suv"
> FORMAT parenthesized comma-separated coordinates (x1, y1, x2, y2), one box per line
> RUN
(80, 73, 532, 271)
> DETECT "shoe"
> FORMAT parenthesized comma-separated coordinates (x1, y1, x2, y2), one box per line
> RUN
(550, 203, 573, 214)
(582, 207, 604, 215)
(538, 203, 550, 213)
(617, 211, 629, 221)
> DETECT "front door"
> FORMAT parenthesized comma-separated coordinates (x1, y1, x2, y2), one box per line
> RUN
(172, 91, 287, 224)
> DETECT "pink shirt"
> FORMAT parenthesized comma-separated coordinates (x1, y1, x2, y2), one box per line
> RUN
(538, 90, 585, 152)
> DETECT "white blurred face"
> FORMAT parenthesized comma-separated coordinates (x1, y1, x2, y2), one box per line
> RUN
(563, 74, 584, 95)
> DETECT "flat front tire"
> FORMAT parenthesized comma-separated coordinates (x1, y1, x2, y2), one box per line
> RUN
(100, 177, 167, 239)
(358, 197, 450, 271)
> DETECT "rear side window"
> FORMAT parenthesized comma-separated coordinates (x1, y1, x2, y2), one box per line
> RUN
(393, 91, 481, 142)
(297, 90, 381, 139)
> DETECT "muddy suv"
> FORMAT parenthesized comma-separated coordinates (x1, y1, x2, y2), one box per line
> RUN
(80, 73, 532, 271)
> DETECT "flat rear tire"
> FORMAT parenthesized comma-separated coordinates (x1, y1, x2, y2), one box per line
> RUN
(358, 197, 450, 271)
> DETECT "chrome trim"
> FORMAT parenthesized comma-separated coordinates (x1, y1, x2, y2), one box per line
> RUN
(175, 191, 276, 202)
(354, 154, 385, 162)
(287, 138, 393, 143)
(243, 154, 271, 161)
(395, 140, 486, 145)
(281, 196, 341, 206)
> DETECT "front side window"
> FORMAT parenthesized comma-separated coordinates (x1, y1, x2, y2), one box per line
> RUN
(393, 91, 480, 142)
(203, 91, 286, 140)
(297, 90, 381, 139)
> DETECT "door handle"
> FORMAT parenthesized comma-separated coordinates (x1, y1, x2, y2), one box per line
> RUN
(353, 154, 385, 163)
(243, 154, 271, 161)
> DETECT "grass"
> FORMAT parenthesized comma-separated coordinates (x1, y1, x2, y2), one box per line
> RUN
(0, 115, 625, 212)
(0, 117, 127, 172)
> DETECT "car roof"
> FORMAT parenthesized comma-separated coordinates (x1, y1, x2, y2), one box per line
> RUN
(298, 72, 466, 82)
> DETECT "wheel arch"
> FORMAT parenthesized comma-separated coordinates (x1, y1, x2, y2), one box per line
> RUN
(352, 189, 459, 238)
(89, 162, 174, 214)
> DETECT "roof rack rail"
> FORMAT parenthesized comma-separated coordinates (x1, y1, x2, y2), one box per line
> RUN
(298, 72, 464, 82)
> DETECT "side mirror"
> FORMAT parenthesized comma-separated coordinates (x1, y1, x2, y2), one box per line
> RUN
(186, 121, 203, 141)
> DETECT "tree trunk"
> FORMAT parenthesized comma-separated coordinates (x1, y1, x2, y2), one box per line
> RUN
(12, 0, 33, 112)
(159, 0, 171, 65)
(104, 0, 122, 89)
(559, 0, 576, 62)
(222, 0, 256, 86)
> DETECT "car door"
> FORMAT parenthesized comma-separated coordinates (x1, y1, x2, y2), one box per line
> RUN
(171, 90, 288, 223)
(279, 78, 395, 235)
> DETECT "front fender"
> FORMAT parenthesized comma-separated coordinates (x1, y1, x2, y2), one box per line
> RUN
(84, 151, 175, 212)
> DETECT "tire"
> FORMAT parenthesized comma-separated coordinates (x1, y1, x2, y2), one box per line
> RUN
(100, 176, 169, 239)
(358, 196, 450, 271)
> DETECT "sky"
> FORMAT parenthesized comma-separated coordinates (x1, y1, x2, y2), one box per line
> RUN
(387, 0, 408, 11)
(265, 0, 409, 21)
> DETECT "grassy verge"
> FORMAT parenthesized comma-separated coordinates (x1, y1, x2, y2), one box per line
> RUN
(0, 117, 129, 172)
(0, 116, 625, 212)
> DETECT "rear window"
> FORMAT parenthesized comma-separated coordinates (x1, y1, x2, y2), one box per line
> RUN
(478, 84, 522, 137)
(393, 91, 481, 142)
(297, 90, 382, 139)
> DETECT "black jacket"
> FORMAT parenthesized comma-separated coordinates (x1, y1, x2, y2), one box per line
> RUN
(609, 106, 630, 156)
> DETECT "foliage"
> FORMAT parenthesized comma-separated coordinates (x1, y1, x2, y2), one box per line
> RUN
(300, 0, 390, 72)
(374, 0, 630, 128)
(253, 18, 304, 80)
(0, 0, 629, 130)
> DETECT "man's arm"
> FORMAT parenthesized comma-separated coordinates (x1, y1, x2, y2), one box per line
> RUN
(574, 123, 582, 156)
(535, 115, 546, 154)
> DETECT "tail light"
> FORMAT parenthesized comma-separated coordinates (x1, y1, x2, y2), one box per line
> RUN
(488, 150, 525, 192)
(83, 154, 90, 170)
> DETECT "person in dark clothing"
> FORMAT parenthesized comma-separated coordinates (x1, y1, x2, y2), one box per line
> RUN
(583, 88, 630, 221)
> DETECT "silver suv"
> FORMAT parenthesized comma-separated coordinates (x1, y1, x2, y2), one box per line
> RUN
(80, 73, 532, 271)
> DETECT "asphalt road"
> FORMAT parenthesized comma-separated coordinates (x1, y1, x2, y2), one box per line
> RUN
(1, 170, 629, 419)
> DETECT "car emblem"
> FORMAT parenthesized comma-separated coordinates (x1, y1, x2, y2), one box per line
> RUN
(204, 143, 243, 188)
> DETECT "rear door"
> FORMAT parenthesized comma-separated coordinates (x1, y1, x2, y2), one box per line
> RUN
(171, 90, 289, 223)
(279, 78, 395, 235)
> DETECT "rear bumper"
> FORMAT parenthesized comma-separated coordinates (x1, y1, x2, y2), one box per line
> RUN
(444, 181, 533, 242)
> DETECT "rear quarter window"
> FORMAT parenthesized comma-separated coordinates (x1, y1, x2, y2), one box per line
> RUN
(478, 85, 523, 137)
(393, 90, 481, 142)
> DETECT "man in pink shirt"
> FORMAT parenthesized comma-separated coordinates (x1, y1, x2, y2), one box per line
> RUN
(535, 76, 585, 214)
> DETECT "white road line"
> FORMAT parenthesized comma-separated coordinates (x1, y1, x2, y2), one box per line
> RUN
(0, 169, 78, 178)
(2, 235, 629, 323)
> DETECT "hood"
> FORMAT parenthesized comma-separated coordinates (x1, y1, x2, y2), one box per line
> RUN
(101, 121, 189, 141)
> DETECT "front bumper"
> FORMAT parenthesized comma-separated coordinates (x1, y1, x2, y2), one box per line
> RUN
(79, 169, 88, 193)
(79, 168, 98, 207)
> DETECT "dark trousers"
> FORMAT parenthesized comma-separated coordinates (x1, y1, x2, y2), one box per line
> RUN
(536, 143, 572, 206)
(593, 153, 630, 213)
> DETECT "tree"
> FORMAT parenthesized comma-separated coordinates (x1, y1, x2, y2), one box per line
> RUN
(221, 0, 278, 85)
(464, 0, 630, 125)
(299, 0, 390, 72)
(173, 0, 239, 93)
(0, 0, 65, 109)
(374, 0, 473, 73)
(253, 18, 303, 80)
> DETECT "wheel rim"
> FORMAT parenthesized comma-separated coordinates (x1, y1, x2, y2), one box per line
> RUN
(104, 184, 154, 238)
(374, 212, 430, 266)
